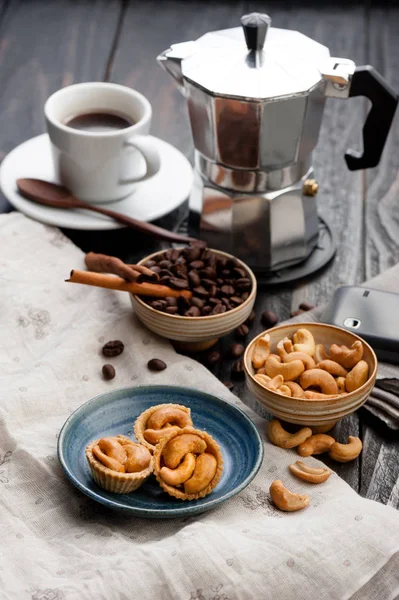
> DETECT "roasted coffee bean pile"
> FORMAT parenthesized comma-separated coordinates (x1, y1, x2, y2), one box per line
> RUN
(141, 246, 252, 316)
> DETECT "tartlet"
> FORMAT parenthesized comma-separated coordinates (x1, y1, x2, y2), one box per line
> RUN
(153, 426, 224, 501)
(86, 434, 153, 493)
(134, 403, 193, 452)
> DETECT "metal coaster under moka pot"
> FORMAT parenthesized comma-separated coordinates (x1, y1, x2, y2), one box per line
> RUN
(158, 13, 398, 276)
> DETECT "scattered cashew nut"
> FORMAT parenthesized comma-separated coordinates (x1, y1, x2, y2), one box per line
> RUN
(297, 434, 335, 457)
(329, 436, 362, 462)
(160, 452, 196, 485)
(252, 334, 271, 369)
(289, 461, 331, 484)
(293, 328, 315, 356)
(268, 420, 312, 449)
(269, 480, 310, 512)
(300, 369, 338, 395)
(316, 359, 348, 377)
(265, 354, 305, 381)
(345, 360, 369, 392)
(162, 433, 207, 469)
(329, 340, 364, 369)
(184, 453, 217, 494)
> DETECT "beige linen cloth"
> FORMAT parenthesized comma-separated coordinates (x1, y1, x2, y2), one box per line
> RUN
(1, 212, 399, 600)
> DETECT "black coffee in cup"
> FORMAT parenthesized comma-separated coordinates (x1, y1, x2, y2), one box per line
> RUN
(63, 110, 135, 132)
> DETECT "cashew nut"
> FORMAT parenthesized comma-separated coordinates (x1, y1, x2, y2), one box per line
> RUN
(252, 334, 271, 369)
(160, 452, 196, 485)
(124, 443, 152, 473)
(304, 391, 341, 399)
(329, 340, 364, 369)
(256, 367, 267, 375)
(293, 328, 315, 356)
(277, 337, 294, 355)
(184, 452, 217, 494)
(269, 480, 310, 512)
(92, 444, 126, 472)
(281, 350, 316, 370)
(316, 360, 348, 377)
(147, 406, 192, 430)
(314, 343, 329, 363)
(289, 461, 331, 484)
(300, 369, 338, 395)
(277, 385, 292, 397)
(268, 420, 312, 449)
(162, 433, 207, 469)
(255, 373, 283, 391)
(98, 437, 127, 464)
(143, 426, 181, 445)
(345, 360, 369, 392)
(284, 381, 306, 398)
(297, 434, 335, 457)
(265, 354, 305, 381)
(329, 436, 362, 462)
(336, 376, 346, 393)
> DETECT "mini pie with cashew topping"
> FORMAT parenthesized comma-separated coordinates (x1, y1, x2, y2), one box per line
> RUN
(86, 434, 153, 493)
(134, 403, 193, 452)
(153, 426, 224, 501)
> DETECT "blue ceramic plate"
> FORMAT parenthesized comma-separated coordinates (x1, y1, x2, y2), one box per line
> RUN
(58, 385, 263, 518)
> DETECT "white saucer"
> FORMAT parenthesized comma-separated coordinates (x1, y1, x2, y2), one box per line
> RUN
(0, 134, 193, 230)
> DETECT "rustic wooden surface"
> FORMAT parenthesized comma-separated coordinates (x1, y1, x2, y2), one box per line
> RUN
(0, 0, 398, 507)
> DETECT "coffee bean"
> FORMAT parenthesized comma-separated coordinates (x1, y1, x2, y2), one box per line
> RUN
(147, 358, 167, 372)
(185, 246, 202, 262)
(207, 350, 221, 365)
(209, 297, 222, 306)
(169, 277, 189, 290)
(207, 254, 217, 268)
(232, 267, 247, 278)
(177, 295, 191, 312)
(150, 266, 161, 274)
(217, 258, 227, 269)
(189, 239, 207, 249)
(163, 250, 173, 261)
(217, 278, 224, 285)
(191, 297, 205, 309)
(228, 343, 245, 358)
(151, 300, 167, 311)
(221, 269, 231, 278)
(159, 269, 174, 278)
(175, 256, 186, 266)
(144, 260, 157, 268)
(170, 249, 180, 261)
(102, 364, 116, 380)
(160, 277, 171, 286)
(185, 306, 201, 317)
(189, 260, 204, 270)
(193, 286, 209, 298)
(223, 381, 234, 390)
(261, 310, 279, 327)
(290, 309, 305, 318)
(246, 309, 256, 325)
(200, 267, 217, 280)
(212, 303, 227, 315)
(221, 285, 235, 296)
(201, 278, 216, 289)
(235, 278, 251, 291)
(231, 359, 245, 379)
(159, 260, 172, 269)
(299, 302, 315, 312)
(165, 296, 177, 306)
(235, 324, 249, 338)
(102, 340, 124, 357)
(188, 270, 201, 287)
(202, 306, 212, 315)
(166, 306, 179, 314)
(230, 296, 244, 306)
(241, 292, 249, 300)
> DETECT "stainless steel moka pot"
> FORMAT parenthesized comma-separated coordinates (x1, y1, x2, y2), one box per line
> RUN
(158, 13, 397, 273)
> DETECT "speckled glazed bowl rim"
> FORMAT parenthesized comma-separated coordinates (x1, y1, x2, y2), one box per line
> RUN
(244, 322, 378, 403)
(131, 248, 257, 321)
(57, 385, 264, 517)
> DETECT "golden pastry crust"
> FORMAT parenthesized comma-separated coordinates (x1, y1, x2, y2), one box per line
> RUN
(133, 403, 193, 452)
(86, 435, 153, 494)
(153, 426, 223, 501)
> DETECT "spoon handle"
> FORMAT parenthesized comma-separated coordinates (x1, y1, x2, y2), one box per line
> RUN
(76, 200, 195, 244)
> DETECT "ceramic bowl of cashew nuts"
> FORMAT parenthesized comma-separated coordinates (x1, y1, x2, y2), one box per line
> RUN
(244, 322, 377, 431)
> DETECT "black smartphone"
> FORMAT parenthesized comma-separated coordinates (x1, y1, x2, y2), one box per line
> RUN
(321, 285, 399, 364)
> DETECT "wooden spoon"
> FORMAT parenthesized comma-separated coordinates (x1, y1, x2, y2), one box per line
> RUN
(16, 178, 196, 244)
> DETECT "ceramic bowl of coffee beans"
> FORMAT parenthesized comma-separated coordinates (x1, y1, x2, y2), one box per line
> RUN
(130, 246, 256, 351)
(244, 322, 377, 430)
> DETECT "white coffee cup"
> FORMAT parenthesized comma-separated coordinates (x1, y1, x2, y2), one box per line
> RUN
(44, 82, 160, 203)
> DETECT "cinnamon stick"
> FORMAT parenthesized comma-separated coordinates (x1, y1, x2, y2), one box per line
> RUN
(66, 270, 192, 299)
(85, 252, 159, 283)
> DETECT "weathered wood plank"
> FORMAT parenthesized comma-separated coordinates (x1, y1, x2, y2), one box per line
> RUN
(0, 0, 122, 213)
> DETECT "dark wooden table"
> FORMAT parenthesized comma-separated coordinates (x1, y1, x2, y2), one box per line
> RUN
(0, 0, 398, 508)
